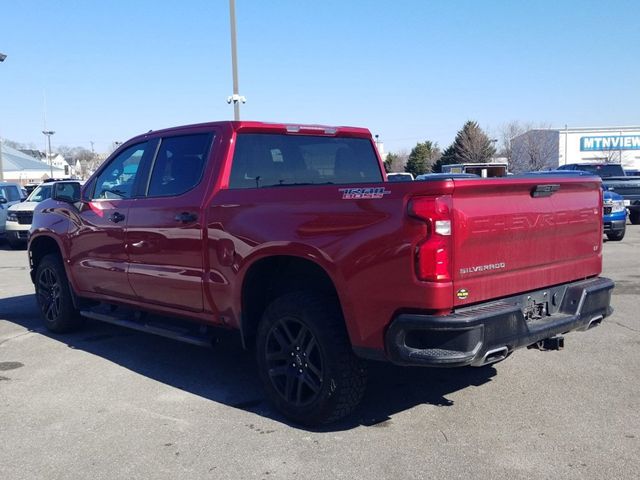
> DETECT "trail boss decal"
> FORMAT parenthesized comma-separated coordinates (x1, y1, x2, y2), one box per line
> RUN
(339, 187, 391, 199)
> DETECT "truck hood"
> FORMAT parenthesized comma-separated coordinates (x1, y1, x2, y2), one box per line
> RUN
(8, 201, 39, 212)
(603, 190, 623, 202)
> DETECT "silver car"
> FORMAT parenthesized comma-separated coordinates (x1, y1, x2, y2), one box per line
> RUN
(0, 182, 27, 245)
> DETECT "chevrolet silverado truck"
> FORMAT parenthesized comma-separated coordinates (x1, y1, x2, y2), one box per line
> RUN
(557, 163, 640, 224)
(29, 121, 614, 425)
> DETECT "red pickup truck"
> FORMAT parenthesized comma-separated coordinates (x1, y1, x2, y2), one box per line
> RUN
(29, 121, 614, 425)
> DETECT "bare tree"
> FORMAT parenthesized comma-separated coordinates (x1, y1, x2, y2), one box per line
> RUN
(511, 125, 557, 173)
(598, 145, 622, 164)
(498, 121, 527, 171)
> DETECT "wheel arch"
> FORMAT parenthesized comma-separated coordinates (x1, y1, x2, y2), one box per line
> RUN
(239, 254, 347, 349)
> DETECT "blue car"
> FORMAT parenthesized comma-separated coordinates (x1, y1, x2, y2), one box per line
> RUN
(603, 190, 627, 241)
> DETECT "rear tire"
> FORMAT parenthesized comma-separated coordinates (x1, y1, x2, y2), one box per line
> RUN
(35, 254, 84, 333)
(630, 210, 640, 225)
(607, 225, 626, 241)
(256, 291, 367, 426)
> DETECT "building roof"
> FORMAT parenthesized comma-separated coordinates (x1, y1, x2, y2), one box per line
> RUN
(1, 144, 65, 173)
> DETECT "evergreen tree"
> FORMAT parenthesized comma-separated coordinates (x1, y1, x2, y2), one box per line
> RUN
(431, 144, 457, 173)
(384, 153, 399, 173)
(404, 141, 440, 177)
(452, 120, 496, 163)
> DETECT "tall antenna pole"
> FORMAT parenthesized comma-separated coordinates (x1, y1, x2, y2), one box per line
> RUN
(227, 0, 245, 120)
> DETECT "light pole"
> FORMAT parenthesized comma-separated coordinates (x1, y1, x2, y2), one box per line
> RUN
(42, 130, 55, 179)
(227, 0, 246, 120)
(0, 52, 6, 181)
(490, 138, 498, 160)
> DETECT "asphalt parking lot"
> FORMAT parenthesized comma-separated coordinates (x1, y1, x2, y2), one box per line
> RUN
(1, 230, 638, 480)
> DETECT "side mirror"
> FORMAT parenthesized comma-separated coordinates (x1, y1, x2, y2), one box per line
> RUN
(0, 196, 7, 204)
(52, 182, 82, 203)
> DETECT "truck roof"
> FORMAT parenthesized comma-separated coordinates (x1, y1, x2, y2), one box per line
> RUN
(125, 121, 373, 145)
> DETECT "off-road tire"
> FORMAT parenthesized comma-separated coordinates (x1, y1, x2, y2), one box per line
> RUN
(256, 291, 367, 426)
(35, 254, 84, 333)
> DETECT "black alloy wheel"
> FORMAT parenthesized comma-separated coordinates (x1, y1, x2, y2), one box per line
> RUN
(37, 266, 62, 323)
(256, 291, 367, 426)
(265, 316, 324, 407)
(34, 254, 84, 333)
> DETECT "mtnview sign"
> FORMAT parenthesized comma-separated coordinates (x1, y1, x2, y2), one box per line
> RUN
(580, 135, 640, 151)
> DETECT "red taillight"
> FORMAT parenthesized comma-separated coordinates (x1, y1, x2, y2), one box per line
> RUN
(408, 195, 452, 282)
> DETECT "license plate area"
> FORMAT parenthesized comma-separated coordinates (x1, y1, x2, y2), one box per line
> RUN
(523, 297, 549, 322)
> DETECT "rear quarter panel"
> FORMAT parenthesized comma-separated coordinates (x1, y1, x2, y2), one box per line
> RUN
(206, 182, 452, 350)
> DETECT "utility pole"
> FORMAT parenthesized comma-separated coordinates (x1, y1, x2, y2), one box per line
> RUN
(0, 137, 4, 182)
(42, 130, 55, 179)
(227, 0, 246, 120)
(0, 52, 6, 181)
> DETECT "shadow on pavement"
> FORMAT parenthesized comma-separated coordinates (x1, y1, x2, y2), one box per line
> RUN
(0, 293, 497, 432)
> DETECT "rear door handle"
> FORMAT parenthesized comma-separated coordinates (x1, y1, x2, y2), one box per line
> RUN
(109, 212, 126, 223)
(175, 212, 198, 223)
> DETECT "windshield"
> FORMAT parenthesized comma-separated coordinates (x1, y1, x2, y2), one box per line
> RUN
(577, 164, 625, 178)
(26, 184, 53, 203)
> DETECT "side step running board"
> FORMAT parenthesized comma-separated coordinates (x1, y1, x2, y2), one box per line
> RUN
(80, 310, 214, 348)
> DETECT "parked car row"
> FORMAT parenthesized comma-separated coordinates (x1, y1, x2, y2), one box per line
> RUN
(0, 180, 79, 249)
(0, 182, 28, 246)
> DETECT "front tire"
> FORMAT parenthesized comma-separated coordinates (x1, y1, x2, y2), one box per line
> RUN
(35, 254, 84, 333)
(256, 291, 367, 426)
(607, 225, 626, 241)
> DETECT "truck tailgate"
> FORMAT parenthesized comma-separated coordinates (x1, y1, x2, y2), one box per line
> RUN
(450, 177, 602, 307)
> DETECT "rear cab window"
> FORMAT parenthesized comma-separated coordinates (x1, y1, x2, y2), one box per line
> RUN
(229, 134, 383, 188)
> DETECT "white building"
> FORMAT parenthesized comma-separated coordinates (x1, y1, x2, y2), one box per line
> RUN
(0, 144, 66, 184)
(513, 126, 640, 171)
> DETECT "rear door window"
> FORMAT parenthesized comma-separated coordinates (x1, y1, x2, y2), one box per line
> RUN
(147, 133, 213, 197)
(229, 134, 383, 188)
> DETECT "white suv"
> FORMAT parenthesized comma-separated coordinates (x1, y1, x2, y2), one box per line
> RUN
(5, 182, 56, 249)
(1, 182, 27, 247)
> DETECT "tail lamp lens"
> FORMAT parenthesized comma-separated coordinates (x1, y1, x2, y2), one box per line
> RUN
(408, 195, 452, 282)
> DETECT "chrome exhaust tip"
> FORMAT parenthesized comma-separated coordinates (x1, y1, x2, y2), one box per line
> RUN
(588, 315, 603, 329)
(481, 346, 509, 365)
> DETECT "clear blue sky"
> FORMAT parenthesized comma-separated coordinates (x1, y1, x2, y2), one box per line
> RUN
(2, 0, 639, 154)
